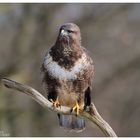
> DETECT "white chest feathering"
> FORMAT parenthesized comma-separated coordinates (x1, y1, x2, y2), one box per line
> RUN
(44, 53, 87, 80)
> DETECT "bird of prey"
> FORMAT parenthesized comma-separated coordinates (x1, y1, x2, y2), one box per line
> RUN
(41, 23, 94, 132)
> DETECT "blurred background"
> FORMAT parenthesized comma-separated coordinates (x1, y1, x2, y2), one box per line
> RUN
(0, 3, 140, 137)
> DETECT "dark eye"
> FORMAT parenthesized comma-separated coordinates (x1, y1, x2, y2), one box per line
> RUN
(67, 30, 74, 33)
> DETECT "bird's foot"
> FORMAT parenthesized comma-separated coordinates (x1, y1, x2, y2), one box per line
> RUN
(50, 97, 61, 108)
(71, 101, 80, 116)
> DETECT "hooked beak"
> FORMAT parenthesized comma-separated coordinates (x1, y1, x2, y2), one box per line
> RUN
(60, 29, 68, 37)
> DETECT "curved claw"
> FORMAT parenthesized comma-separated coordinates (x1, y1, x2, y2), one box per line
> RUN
(72, 101, 80, 116)
(50, 97, 61, 108)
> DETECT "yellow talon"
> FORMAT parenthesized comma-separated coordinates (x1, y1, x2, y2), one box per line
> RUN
(50, 97, 61, 108)
(72, 101, 80, 116)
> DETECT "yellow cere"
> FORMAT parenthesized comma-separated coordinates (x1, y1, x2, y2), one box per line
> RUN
(61, 29, 65, 33)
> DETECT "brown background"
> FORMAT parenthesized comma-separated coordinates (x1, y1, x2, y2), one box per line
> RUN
(0, 3, 140, 136)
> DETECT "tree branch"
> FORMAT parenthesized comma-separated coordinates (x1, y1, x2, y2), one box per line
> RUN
(1, 78, 117, 137)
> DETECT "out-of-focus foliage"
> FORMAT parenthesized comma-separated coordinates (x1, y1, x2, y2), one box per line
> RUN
(0, 3, 140, 137)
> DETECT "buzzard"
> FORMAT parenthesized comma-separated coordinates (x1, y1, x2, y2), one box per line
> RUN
(41, 23, 94, 132)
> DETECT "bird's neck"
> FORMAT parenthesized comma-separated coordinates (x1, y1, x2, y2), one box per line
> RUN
(50, 41, 83, 69)
(55, 40, 82, 57)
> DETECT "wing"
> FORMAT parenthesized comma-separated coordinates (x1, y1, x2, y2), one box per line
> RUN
(77, 46, 94, 85)
(41, 48, 60, 101)
(40, 50, 49, 98)
(80, 47, 94, 107)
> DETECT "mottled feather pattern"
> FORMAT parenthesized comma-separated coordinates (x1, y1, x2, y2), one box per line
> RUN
(43, 49, 89, 81)
(41, 23, 94, 131)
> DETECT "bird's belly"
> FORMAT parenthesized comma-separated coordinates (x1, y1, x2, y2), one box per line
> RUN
(57, 81, 78, 107)
(58, 91, 78, 107)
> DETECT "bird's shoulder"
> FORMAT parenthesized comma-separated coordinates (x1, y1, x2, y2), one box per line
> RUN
(41, 47, 52, 72)
(79, 46, 94, 78)
(81, 46, 94, 67)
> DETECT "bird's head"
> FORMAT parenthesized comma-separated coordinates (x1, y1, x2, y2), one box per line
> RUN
(57, 23, 81, 46)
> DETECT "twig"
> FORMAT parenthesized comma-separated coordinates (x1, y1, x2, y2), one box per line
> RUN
(1, 78, 117, 137)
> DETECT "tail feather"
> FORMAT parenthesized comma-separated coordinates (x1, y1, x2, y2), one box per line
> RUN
(57, 114, 85, 132)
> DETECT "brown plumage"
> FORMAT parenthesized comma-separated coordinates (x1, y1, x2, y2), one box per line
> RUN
(41, 23, 94, 132)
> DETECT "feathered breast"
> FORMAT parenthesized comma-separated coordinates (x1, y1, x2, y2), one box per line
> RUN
(43, 51, 90, 81)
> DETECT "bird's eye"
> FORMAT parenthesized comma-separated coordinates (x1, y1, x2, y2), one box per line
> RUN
(67, 30, 74, 33)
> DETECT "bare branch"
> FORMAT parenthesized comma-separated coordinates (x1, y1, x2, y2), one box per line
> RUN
(1, 78, 117, 137)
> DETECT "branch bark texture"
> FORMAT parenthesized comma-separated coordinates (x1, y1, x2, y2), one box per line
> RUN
(1, 78, 117, 137)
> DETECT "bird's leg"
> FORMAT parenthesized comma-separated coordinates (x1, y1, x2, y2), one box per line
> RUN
(50, 97, 61, 108)
(71, 101, 80, 116)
